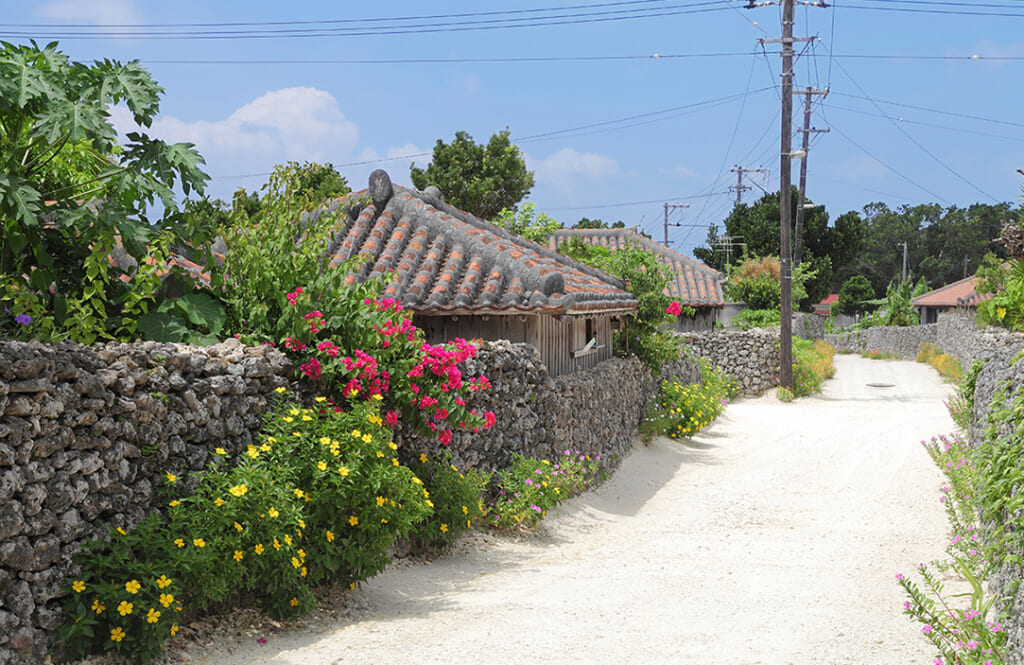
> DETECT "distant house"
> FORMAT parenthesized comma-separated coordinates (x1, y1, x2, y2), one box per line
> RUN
(318, 171, 638, 377)
(912, 275, 990, 324)
(545, 228, 725, 331)
(814, 294, 839, 317)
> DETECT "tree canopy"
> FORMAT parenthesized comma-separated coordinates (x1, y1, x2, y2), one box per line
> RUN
(0, 40, 212, 342)
(409, 129, 534, 220)
(693, 188, 864, 309)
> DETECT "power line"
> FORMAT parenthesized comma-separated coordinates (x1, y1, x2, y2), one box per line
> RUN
(145, 52, 759, 66)
(829, 92, 1024, 130)
(831, 58, 998, 202)
(826, 104, 1024, 143)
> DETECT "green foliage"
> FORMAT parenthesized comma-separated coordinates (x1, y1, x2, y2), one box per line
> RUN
(493, 202, 562, 243)
(642, 362, 738, 439)
(976, 259, 1024, 332)
(572, 217, 625, 229)
(557, 236, 686, 373)
(836, 201, 1013, 297)
(790, 339, 836, 397)
(850, 278, 923, 329)
(487, 451, 601, 529)
(836, 274, 876, 316)
(775, 386, 795, 402)
(861, 349, 900, 360)
(0, 40, 214, 344)
(409, 129, 534, 219)
(403, 450, 490, 551)
(724, 256, 815, 311)
(898, 433, 1008, 665)
(58, 397, 432, 662)
(730, 308, 780, 330)
(947, 360, 984, 432)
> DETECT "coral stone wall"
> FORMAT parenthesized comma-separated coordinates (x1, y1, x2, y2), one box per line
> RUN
(678, 328, 781, 395)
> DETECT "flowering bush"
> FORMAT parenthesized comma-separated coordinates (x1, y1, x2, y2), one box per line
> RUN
(487, 451, 602, 529)
(643, 362, 737, 439)
(404, 450, 490, 550)
(58, 395, 431, 662)
(918, 343, 965, 382)
(791, 339, 835, 397)
(897, 433, 1007, 665)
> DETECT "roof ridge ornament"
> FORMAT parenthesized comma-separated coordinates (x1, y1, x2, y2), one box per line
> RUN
(368, 169, 394, 209)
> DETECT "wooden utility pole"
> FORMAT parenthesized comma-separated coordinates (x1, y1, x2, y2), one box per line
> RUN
(730, 166, 767, 206)
(793, 86, 829, 266)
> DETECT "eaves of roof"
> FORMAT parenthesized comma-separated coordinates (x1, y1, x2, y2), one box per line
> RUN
(912, 275, 990, 307)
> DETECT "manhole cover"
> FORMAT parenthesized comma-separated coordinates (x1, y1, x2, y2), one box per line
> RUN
(866, 383, 895, 388)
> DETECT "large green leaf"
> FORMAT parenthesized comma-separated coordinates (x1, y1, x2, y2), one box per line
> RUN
(93, 59, 161, 126)
(0, 48, 54, 109)
(31, 99, 115, 147)
(173, 292, 226, 334)
(137, 311, 188, 343)
(0, 173, 43, 227)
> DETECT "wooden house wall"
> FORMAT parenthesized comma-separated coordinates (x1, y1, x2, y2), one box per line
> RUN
(413, 313, 617, 378)
(670, 307, 719, 332)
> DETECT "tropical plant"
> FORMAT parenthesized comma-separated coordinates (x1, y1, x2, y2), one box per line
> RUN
(0, 40, 213, 344)
(493, 202, 562, 243)
(835, 274, 876, 316)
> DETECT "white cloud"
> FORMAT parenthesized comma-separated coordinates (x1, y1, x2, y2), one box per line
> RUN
(659, 165, 698, 179)
(110, 87, 361, 192)
(36, 0, 141, 24)
(531, 148, 619, 186)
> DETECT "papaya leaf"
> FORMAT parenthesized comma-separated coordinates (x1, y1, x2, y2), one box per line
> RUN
(137, 311, 188, 343)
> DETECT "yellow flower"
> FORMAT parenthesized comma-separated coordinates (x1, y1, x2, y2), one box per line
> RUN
(425, 499, 434, 508)
(376, 496, 386, 506)
(440, 523, 449, 533)
(317, 461, 327, 471)
(147, 608, 161, 624)
(117, 601, 133, 616)
(419, 453, 428, 463)
(266, 437, 277, 444)
(91, 599, 105, 613)
(362, 434, 373, 443)
(290, 597, 299, 607)
(246, 446, 259, 459)
(233, 550, 244, 562)
(110, 627, 126, 642)
(234, 522, 243, 532)
(998, 306, 1008, 320)
(273, 538, 281, 550)
(289, 408, 301, 416)
(326, 530, 334, 542)
(351, 429, 362, 438)
(228, 484, 248, 497)
(292, 431, 301, 437)
(338, 466, 350, 477)
(319, 436, 331, 445)
(268, 508, 279, 518)
(388, 442, 398, 451)
(170, 624, 179, 636)
(125, 580, 141, 594)
(157, 574, 172, 588)
(315, 396, 327, 403)
(117, 527, 126, 535)
(215, 497, 225, 506)
(215, 447, 227, 455)
(193, 538, 206, 548)
(381, 518, 388, 524)
(294, 488, 306, 498)
(254, 543, 265, 555)
(301, 567, 307, 577)
(462, 505, 469, 515)
(376, 451, 385, 458)
(373, 393, 383, 401)
(411, 477, 423, 485)
(391, 458, 399, 467)
(159, 593, 174, 608)
(298, 519, 305, 528)
(165, 472, 177, 483)
(291, 557, 301, 568)
(72, 580, 85, 593)
(284, 534, 293, 546)
(423, 490, 430, 498)
(274, 386, 287, 394)
(174, 538, 185, 548)
(260, 443, 271, 452)
(349, 515, 359, 526)
(301, 415, 312, 421)
(282, 416, 294, 423)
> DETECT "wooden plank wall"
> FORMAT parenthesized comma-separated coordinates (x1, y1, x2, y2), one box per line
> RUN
(414, 313, 617, 378)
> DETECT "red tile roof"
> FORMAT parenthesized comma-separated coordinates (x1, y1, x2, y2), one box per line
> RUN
(321, 171, 638, 316)
(912, 275, 991, 307)
(545, 228, 725, 307)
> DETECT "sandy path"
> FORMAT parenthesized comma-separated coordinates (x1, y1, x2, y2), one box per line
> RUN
(188, 355, 955, 665)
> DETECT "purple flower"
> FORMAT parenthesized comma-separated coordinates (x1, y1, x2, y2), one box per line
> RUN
(257, 637, 268, 645)
(531, 504, 541, 513)
(14, 313, 31, 326)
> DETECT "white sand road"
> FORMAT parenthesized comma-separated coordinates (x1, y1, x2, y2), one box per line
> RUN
(169, 354, 956, 665)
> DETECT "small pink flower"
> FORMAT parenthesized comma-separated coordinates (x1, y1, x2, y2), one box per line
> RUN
(922, 624, 933, 634)
(666, 301, 682, 316)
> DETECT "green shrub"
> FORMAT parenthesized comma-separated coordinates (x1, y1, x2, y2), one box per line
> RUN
(947, 360, 984, 432)
(731, 308, 780, 330)
(404, 450, 490, 551)
(643, 362, 737, 439)
(918, 343, 964, 382)
(58, 397, 431, 662)
(776, 386, 795, 402)
(487, 451, 600, 529)
(791, 339, 836, 397)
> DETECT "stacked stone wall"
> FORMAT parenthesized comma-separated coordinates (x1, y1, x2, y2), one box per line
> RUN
(678, 328, 780, 395)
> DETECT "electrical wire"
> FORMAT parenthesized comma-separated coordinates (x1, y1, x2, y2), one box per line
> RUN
(826, 104, 1024, 143)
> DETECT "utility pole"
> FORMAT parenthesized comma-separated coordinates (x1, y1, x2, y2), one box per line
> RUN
(793, 86, 829, 266)
(663, 202, 691, 246)
(963, 255, 969, 279)
(713, 235, 746, 281)
(730, 166, 768, 206)
(900, 241, 909, 282)
(749, 0, 826, 392)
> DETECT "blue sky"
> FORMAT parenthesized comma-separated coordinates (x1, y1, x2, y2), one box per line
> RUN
(5, 0, 1024, 259)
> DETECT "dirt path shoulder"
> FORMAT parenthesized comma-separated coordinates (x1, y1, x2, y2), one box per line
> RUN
(173, 354, 956, 665)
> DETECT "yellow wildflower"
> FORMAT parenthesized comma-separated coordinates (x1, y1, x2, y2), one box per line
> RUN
(289, 408, 300, 416)
(170, 624, 179, 636)
(72, 580, 85, 593)
(376, 496, 386, 506)
(159, 593, 174, 608)
(392, 458, 399, 467)
(351, 430, 362, 438)
(419, 453, 428, 463)
(338, 466, 350, 477)
(282, 416, 294, 423)
(228, 484, 248, 497)
(165, 472, 177, 483)
(214, 497, 225, 506)
(290, 597, 299, 607)
(302, 415, 312, 421)
(91, 599, 104, 613)
(215, 447, 227, 455)
(117, 601, 133, 616)
(125, 580, 141, 594)
(193, 538, 205, 548)
(174, 538, 185, 548)
(273, 539, 281, 550)
(440, 524, 449, 533)
(234, 522, 243, 532)
(156, 574, 172, 588)
(110, 627, 126, 642)
(146, 608, 161, 624)
(274, 387, 287, 394)
(315, 396, 327, 403)
(260, 443, 271, 452)
(246, 446, 259, 459)
(363, 434, 373, 443)
(388, 442, 398, 451)
(291, 557, 301, 569)
(317, 461, 327, 471)
(349, 515, 359, 526)
(284, 534, 293, 546)
(268, 508, 279, 518)
(326, 530, 334, 542)
(233, 550, 244, 562)
(169, 500, 180, 507)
